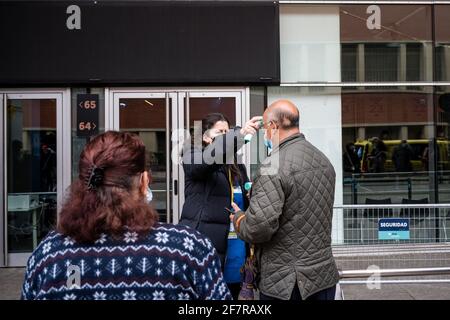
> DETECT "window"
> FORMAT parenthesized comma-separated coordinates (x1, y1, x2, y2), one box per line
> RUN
(340, 5, 433, 83)
(435, 5, 450, 82)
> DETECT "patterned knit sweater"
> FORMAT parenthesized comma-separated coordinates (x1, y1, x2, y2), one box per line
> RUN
(21, 223, 232, 300)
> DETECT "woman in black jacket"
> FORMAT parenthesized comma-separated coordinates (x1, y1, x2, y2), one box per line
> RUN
(179, 113, 260, 268)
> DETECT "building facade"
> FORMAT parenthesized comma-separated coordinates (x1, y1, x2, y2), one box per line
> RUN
(1, 0, 450, 267)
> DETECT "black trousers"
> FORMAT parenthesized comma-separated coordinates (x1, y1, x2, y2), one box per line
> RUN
(259, 284, 336, 301)
(227, 283, 241, 300)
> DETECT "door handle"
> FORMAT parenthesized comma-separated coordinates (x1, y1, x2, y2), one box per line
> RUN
(174, 179, 178, 196)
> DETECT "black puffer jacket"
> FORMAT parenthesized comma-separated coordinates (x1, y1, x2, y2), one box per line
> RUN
(179, 128, 249, 267)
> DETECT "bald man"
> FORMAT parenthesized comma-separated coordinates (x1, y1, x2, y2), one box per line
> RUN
(232, 99, 339, 301)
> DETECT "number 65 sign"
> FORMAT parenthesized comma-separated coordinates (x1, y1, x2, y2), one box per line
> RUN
(77, 94, 99, 137)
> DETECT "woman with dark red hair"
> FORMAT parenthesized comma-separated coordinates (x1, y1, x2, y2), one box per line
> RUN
(21, 131, 231, 300)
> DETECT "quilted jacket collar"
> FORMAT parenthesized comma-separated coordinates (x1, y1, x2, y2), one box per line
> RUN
(277, 132, 304, 150)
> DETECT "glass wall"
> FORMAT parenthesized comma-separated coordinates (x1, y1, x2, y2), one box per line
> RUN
(342, 86, 435, 205)
(436, 85, 450, 204)
(281, 4, 444, 84)
(119, 97, 169, 222)
(340, 4, 433, 83)
(266, 86, 449, 244)
(278, 3, 450, 245)
(280, 5, 341, 83)
(249, 87, 267, 179)
(435, 5, 450, 82)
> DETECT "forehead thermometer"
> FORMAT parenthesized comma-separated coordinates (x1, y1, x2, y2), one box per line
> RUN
(244, 119, 264, 143)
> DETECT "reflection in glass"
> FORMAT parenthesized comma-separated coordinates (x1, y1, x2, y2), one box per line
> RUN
(435, 6, 450, 82)
(438, 86, 450, 242)
(249, 87, 267, 180)
(7, 99, 57, 253)
(119, 98, 170, 222)
(185, 97, 237, 153)
(187, 97, 236, 129)
(437, 86, 450, 203)
(340, 5, 432, 83)
(342, 87, 441, 244)
(342, 87, 434, 205)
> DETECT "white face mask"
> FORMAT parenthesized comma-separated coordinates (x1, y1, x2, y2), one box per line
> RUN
(146, 186, 153, 203)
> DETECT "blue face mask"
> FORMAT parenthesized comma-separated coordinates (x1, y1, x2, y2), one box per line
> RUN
(146, 186, 153, 204)
(263, 128, 273, 153)
(263, 137, 272, 150)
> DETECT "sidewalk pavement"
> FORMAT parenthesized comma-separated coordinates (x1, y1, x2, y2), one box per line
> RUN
(1, 267, 450, 300)
(341, 282, 450, 300)
(0, 268, 25, 300)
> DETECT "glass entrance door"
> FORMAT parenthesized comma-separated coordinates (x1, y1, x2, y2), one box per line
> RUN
(177, 90, 245, 213)
(110, 89, 247, 224)
(3, 92, 66, 266)
(112, 92, 178, 224)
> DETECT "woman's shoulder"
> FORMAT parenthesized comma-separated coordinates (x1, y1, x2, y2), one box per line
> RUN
(24, 231, 68, 272)
(27, 225, 216, 263)
(31, 230, 66, 255)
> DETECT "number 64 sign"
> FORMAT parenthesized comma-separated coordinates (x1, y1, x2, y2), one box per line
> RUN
(77, 94, 99, 137)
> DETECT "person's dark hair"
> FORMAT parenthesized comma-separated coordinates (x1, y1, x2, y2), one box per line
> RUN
(202, 113, 242, 183)
(201, 113, 230, 141)
(270, 108, 299, 130)
(57, 131, 158, 243)
(346, 142, 355, 152)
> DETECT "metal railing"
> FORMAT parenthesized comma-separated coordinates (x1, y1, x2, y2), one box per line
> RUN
(337, 267, 450, 299)
(342, 171, 450, 205)
(339, 266, 450, 280)
(332, 204, 450, 276)
(257, 267, 450, 299)
(333, 204, 450, 245)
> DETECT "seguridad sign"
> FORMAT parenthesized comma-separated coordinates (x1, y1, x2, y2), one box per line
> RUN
(378, 218, 410, 240)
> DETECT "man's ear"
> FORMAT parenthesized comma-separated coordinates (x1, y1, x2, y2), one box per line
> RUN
(272, 121, 280, 131)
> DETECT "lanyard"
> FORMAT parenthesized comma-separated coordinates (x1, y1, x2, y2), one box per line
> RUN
(228, 168, 234, 205)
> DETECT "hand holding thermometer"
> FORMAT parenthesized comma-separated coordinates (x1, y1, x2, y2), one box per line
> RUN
(242, 117, 264, 143)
